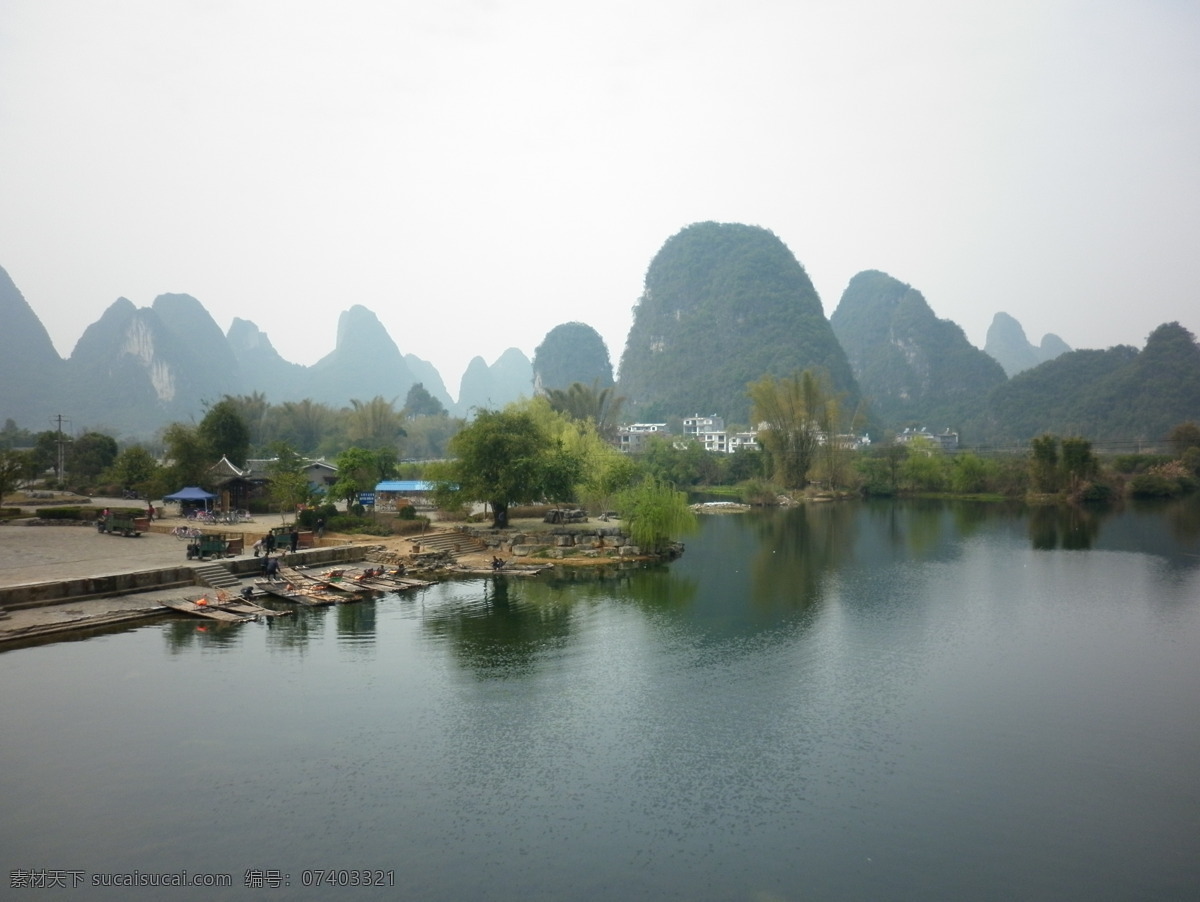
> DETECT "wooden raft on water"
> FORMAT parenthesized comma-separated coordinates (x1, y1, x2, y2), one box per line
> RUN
(160, 592, 292, 623)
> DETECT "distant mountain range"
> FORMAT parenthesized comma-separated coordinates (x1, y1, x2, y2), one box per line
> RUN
(984, 312, 1071, 377)
(3, 224, 1197, 446)
(0, 265, 533, 437)
(830, 270, 1008, 433)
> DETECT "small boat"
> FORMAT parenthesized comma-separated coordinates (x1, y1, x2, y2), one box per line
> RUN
(451, 564, 551, 577)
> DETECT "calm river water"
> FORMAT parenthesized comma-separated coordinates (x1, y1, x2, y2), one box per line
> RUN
(3, 499, 1199, 901)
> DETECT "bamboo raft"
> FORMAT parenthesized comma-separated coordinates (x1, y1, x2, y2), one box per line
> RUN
(255, 580, 344, 606)
(279, 567, 371, 599)
(285, 566, 432, 596)
(161, 592, 293, 622)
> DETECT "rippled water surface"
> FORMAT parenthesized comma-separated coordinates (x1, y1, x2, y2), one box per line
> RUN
(3, 499, 1199, 900)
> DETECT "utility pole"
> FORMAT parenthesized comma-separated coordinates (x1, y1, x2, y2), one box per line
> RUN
(51, 414, 70, 487)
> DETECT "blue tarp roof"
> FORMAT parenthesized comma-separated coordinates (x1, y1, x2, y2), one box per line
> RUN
(374, 480, 435, 493)
(163, 486, 217, 501)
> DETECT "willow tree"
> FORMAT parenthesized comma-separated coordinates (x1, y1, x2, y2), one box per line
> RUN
(747, 370, 828, 489)
(617, 476, 697, 554)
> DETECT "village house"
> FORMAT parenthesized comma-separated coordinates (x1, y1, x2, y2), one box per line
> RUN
(895, 427, 958, 452)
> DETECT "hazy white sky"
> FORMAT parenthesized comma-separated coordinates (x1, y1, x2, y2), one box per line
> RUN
(2, 0, 1198, 398)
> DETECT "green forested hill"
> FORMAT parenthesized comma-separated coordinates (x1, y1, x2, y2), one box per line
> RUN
(983, 322, 1200, 442)
(830, 270, 1008, 435)
(617, 222, 857, 423)
(532, 322, 615, 394)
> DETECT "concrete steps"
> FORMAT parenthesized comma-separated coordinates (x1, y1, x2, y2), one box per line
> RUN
(193, 562, 242, 590)
(408, 530, 487, 560)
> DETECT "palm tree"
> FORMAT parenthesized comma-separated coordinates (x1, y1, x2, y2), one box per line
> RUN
(545, 381, 626, 440)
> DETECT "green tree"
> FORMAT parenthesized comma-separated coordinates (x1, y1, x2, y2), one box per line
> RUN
(272, 399, 334, 454)
(748, 370, 829, 489)
(330, 447, 396, 507)
(403, 383, 447, 418)
(31, 431, 61, 480)
(105, 446, 160, 496)
(0, 449, 26, 502)
(403, 413, 463, 460)
(950, 451, 989, 494)
(161, 423, 212, 489)
(1060, 436, 1098, 493)
(222, 392, 271, 453)
(1168, 421, 1200, 457)
(900, 436, 946, 491)
(638, 435, 719, 486)
(68, 432, 118, 483)
(346, 396, 406, 451)
(198, 399, 251, 466)
(616, 476, 697, 554)
(524, 397, 637, 512)
(1030, 434, 1060, 493)
(265, 442, 312, 520)
(430, 407, 581, 528)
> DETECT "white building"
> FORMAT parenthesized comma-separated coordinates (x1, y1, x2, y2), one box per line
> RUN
(617, 423, 668, 454)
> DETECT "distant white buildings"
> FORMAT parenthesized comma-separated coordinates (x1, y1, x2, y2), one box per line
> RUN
(617, 423, 668, 454)
(616, 413, 878, 455)
(618, 415, 761, 455)
(895, 427, 959, 452)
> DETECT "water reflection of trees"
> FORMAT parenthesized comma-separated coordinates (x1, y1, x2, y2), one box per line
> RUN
(335, 597, 377, 637)
(421, 577, 576, 678)
(1028, 504, 1105, 550)
(749, 504, 858, 613)
(262, 605, 328, 651)
(162, 617, 247, 652)
(1164, 493, 1200, 544)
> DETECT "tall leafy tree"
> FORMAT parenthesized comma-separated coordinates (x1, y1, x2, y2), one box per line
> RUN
(265, 441, 311, 519)
(1168, 421, 1200, 457)
(345, 396, 406, 451)
(161, 423, 211, 489)
(198, 399, 250, 466)
(68, 432, 118, 483)
(1060, 436, 1098, 492)
(222, 392, 271, 453)
(748, 370, 829, 489)
(0, 450, 26, 502)
(272, 399, 334, 454)
(105, 446, 160, 497)
(1029, 434, 1061, 493)
(430, 407, 581, 528)
(31, 431, 61, 479)
(330, 447, 397, 506)
(403, 383, 447, 418)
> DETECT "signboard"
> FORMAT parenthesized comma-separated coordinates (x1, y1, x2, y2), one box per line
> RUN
(358, 492, 376, 506)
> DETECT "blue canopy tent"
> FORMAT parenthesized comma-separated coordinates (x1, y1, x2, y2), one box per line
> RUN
(163, 486, 217, 511)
